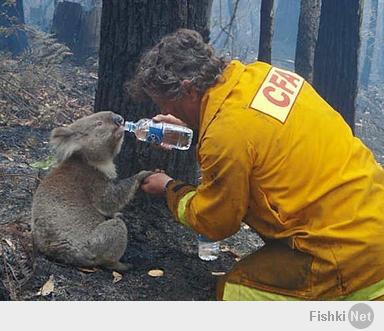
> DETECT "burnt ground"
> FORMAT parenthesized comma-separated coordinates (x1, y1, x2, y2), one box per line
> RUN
(1, 28, 383, 301)
(0, 124, 263, 301)
(0, 32, 263, 301)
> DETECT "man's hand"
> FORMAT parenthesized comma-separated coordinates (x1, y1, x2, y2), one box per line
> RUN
(151, 114, 188, 151)
(141, 172, 173, 196)
(152, 114, 187, 127)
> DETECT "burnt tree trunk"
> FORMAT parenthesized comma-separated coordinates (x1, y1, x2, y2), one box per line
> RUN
(295, 0, 321, 82)
(313, 0, 363, 132)
(360, 0, 378, 88)
(258, 0, 274, 63)
(51, 1, 83, 51)
(0, 0, 28, 55)
(95, 0, 213, 182)
(77, 6, 101, 59)
(51, 1, 101, 60)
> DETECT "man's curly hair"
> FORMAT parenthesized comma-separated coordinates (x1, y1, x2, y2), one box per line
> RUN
(127, 29, 226, 101)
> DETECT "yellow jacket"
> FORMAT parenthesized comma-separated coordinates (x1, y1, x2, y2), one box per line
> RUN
(166, 60, 384, 298)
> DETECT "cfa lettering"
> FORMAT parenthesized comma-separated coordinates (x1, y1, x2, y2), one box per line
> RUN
(262, 69, 301, 107)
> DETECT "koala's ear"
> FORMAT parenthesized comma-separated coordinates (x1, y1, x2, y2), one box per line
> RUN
(50, 127, 81, 162)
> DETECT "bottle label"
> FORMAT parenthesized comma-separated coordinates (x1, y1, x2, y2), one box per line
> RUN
(146, 123, 164, 144)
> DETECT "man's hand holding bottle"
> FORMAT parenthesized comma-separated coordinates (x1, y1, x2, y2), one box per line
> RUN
(152, 114, 188, 127)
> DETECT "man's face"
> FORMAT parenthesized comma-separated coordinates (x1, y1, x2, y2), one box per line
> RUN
(151, 90, 201, 129)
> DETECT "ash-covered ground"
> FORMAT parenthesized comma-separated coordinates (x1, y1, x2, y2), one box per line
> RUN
(0, 28, 263, 301)
(0, 27, 382, 301)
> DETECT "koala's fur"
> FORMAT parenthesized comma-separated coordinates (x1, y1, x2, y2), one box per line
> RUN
(32, 111, 152, 271)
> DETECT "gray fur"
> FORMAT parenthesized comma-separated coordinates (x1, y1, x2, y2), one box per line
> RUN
(32, 111, 152, 271)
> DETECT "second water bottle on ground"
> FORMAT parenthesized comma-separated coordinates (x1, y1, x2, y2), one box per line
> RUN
(197, 234, 220, 261)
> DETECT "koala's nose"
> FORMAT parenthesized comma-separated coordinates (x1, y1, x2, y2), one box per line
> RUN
(112, 114, 124, 126)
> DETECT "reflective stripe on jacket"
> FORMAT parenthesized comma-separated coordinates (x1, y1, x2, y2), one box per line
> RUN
(166, 60, 384, 299)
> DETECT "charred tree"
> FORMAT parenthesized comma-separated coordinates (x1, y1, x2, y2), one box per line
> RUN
(313, 0, 363, 131)
(77, 5, 101, 59)
(51, 1, 83, 51)
(360, 0, 378, 88)
(295, 0, 321, 82)
(258, 0, 274, 63)
(95, 0, 213, 182)
(0, 0, 27, 55)
(51, 1, 101, 60)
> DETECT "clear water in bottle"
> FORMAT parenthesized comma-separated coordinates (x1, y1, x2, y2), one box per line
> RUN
(124, 118, 193, 150)
(197, 234, 220, 261)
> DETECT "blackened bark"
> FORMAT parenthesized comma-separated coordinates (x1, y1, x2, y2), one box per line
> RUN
(295, 0, 321, 82)
(95, 0, 213, 182)
(360, 0, 378, 88)
(313, 0, 363, 132)
(258, 0, 274, 63)
(51, 1, 83, 51)
(77, 6, 101, 59)
(0, 0, 27, 55)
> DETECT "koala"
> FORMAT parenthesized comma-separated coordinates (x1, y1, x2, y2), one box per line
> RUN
(32, 111, 152, 272)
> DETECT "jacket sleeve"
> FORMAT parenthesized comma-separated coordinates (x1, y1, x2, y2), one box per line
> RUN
(166, 129, 254, 241)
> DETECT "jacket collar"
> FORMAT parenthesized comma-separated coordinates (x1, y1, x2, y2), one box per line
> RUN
(198, 60, 246, 144)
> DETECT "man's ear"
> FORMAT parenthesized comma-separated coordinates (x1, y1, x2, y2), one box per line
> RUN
(50, 126, 81, 162)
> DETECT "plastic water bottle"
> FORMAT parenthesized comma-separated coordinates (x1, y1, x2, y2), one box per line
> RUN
(124, 118, 193, 150)
(197, 234, 220, 261)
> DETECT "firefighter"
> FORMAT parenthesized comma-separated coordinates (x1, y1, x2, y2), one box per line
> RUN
(129, 28, 384, 300)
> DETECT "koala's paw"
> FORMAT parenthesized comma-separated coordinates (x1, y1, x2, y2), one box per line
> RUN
(135, 170, 154, 183)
